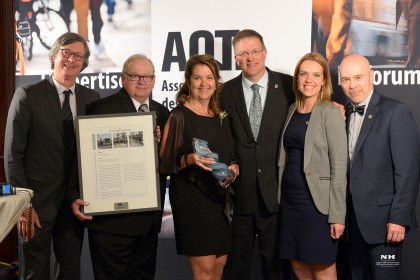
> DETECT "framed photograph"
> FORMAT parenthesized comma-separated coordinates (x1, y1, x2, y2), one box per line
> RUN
(75, 112, 160, 216)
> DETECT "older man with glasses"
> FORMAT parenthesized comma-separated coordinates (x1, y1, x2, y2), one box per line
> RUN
(70, 53, 170, 280)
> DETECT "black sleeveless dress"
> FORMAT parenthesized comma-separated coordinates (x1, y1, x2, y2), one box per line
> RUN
(160, 105, 234, 255)
(279, 111, 338, 264)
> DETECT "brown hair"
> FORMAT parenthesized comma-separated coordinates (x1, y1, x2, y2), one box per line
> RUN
(232, 29, 266, 51)
(176, 54, 222, 114)
(293, 52, 333, 107)
(49, 32, 90, 71)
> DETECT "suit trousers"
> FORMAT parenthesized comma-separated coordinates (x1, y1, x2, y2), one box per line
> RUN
(223, 204, 290, 280)
(348, 199, 402, 280)
(18, 206, 84, 280)
(88, 228, 158, 280)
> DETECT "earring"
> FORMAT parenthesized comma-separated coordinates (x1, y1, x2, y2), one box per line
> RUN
(319, 86, 323, 100)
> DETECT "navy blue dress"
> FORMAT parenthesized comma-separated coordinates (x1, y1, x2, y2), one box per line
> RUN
(279, 111, 338, 264)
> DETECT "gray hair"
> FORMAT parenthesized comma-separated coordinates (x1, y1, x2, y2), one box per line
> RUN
(49, 32, 90, 71)
(122, 54, 155, 74)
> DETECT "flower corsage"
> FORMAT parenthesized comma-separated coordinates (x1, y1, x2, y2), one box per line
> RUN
(218, 111, 229, 126)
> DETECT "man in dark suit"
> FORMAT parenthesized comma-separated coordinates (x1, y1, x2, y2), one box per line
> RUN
(71, 54, 170, 280)
(220, 29, 294, 280)
(4, 32, 100, 279)
(340, 54, 419, 280)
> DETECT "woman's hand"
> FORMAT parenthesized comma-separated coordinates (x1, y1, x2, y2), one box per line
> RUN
(330, 223, 345, 239)
(186, 153, 215, 171)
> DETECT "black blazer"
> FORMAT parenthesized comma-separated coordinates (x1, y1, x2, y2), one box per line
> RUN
(85, 88, 170, 236)
(220, 68, 294, 215)
(4, 75, 100, 222)
(347, 90, 419, 244)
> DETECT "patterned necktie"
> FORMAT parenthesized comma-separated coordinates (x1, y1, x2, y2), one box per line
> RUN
(62, 89, 75, 149)
(249, 84, 262, 140)
(138, 103, 149, 112)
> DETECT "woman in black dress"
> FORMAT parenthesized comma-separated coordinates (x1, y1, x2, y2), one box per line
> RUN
(278, 53, 347, 279)
(159, 54, 239, 280)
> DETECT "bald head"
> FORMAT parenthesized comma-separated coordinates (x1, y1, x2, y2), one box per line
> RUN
(340, 54, 371, 73)
(339, 54, 374, 104)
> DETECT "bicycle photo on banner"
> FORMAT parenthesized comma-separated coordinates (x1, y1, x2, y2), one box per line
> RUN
(14, 0, 151, 81)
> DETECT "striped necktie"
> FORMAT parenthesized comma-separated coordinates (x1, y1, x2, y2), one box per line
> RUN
(138, 103, 149, 112)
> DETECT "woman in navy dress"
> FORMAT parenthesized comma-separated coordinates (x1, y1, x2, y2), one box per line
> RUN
(278, 52, 347, 279)
(159, 54, 239, 280)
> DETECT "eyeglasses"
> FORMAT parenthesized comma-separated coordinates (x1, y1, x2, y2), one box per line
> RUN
(124, 72, 155, 82)
(60, 49, 85, 61)
(236, 49, 264, 58)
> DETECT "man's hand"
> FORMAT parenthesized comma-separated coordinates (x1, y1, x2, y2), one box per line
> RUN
(332, 101, 346, 120)
(18, 207, 41, 241)
(71, 199, 93, 221)
(386, 223, 406, 243)
(155, 125, 161, 144)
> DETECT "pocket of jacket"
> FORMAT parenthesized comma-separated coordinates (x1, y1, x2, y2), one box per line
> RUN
(377, 194, 394, 206)
(26, 168, 45, 182)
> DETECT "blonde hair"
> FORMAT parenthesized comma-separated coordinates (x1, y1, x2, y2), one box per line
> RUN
(293, 52, 333, 107)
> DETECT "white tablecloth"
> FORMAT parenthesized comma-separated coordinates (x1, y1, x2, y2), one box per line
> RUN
(0, 188, 33, 243)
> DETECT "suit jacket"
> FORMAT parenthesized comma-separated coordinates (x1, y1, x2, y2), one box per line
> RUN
(4, 75, 100, 222)
(348, 90, 419, 244)
(85, 88, 170, 236)
(278, 102, 348, 224)
(220, 68, 294, 215)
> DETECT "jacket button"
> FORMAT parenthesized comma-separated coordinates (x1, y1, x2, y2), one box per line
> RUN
(258, 169, 262, 173)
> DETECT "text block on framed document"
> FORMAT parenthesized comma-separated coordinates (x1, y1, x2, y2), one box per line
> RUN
(75, 112, 160, 216)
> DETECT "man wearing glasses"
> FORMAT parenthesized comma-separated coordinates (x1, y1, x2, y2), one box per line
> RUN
(70, 54, 170, 280)
(220, 29, 294, 280)
(4, 32, 100, 279)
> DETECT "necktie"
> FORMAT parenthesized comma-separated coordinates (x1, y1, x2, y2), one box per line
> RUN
(138, 103, 149, 112)
(346, 104, 365, 116)
(62, 89, 75, 148)
(249, 84, 262, 140)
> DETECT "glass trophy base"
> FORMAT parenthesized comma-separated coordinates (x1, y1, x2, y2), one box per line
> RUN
(218, 170, 236, 188)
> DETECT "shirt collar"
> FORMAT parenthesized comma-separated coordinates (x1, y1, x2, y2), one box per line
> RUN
(52, 75, 76, 95)
(242, 71, 269, 90)
(131, 97, 150, 110)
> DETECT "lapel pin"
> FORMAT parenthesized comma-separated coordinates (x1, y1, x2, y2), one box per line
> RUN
(275, 84, 278, 88)
(368, 114, 372, 119)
